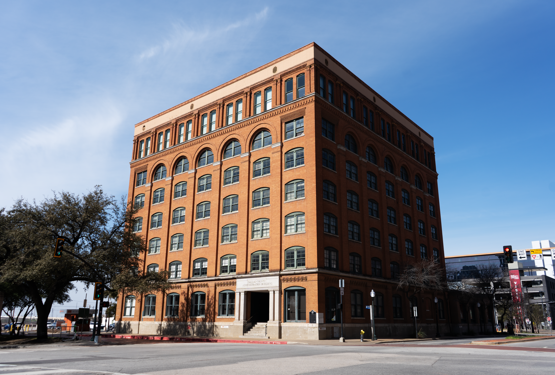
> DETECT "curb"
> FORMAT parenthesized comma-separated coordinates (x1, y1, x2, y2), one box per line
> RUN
(80, 334, 288, 345)
(470, 336, 555, 345)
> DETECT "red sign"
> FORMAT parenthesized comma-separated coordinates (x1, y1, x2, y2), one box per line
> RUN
(509, 270, 523, 319)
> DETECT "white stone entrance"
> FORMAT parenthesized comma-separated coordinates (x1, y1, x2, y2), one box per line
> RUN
(234, 276, 280, 337)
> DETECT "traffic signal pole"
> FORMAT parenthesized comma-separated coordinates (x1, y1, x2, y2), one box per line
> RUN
(95, 288, 104, 343)
(92, 299, 98, 342)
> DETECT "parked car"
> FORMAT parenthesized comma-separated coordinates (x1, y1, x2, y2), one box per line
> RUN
(47, 322, 59, 330)
(107, 323, 115, 332)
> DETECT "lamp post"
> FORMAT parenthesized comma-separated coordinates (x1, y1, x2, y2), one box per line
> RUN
(434, 297, 440, 338)
(370, 290, 377, 341)
(477, 302, 482, 334)
(339, 279, 344, 342)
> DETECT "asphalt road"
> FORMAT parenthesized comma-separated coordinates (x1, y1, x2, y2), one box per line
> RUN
(1, 338, 555, 375)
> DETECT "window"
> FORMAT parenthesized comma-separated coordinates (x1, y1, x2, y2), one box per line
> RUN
(431, 225, 438, 240)
(368, 200, 379, 218)
(172, 207, 185, 224)
(226, 103, 233, 125)
(134, 194, 145, 209)
(374, 292, 384, 318)
(363, 106, 368, 127)
(323, 213, 338, 235)
(350, 96, 355, 118)
(323, 180, 337, 202)
(133, 217, 142, 233)
(387, 207, 396, 224)
(194, 229, 209, 247)
(165, 130, 170, 149)
(145, 137, 151, 155)
(175, 158, 189, 174)
(406, 240, 414, 256)
(166, 293, 179, 317)
(220, 254, 237, 275)
(197, 175, 212, 192)
(438, 299, 445, 319)
(381, 119, 385, 137)
(433, 248, 440, 262)
(222, 195, 238, 214)
(170, 234, 183, 251)
(143, 295, 156, 317)
(393, 295, 402, 318)
(193, 258, 208, 277)
(397, 130, 401, 148)
(348, 221, 360, 241)
(366, 146, 377, 164)
(325, 287, 340, 323)
(297, 73, 305, 98)
(322, 119, 335, 141)
(401, 134, 406, 151)
(416, 197, 423, 212)
(322, 149, 336, 170)
(251, 251, 269, 272)
(264, 87, 272, 111)
(371, 257, 382, 277)
(391, 262, 400, 279)
(403, 214, 412, 230)
(235, 99, 243, 121)
(150, 213, 163, 229)
(221, 224, 238, 243)
(402, 189, 410, 205)
(136, 171, 147, 187)
(427, 182, 434, 196)
(285, 287, 306, 322)
(345, 134, 357, 154)
(147, 263, 159, 273)
(223, 167, 240, 186)
(420, 244, 428, 259)
(186, 120, 192, 140)
(191, 292, 206, 316)
(284, 148, 304, 169)
(157, 132, 163, 152)
(253, 158, 270, 178)
(124, 296, 135, 317)
(169, 261, 182, 279)
(349, 253, 362, 274)
(174, 182, 187, 199)
(153, 188, 164, 204)
(369, 110, 375, 130)
(219, 290, 235, 317)
(351, 291, 363, 318)
(429, 203, 436, 217)
(386, 123, 391, 142)
(285, 246, 305, 269)
(367, 172, 377, 190)
(347, 191, 359, 211)
(252, 188, 270, 208)
(197, 149, 214, 167)
(389, 234, 398, 252)
(253, 91, 262, 115)
(139, 140, 144, 158)
(196, 202, 210, 219)
(200, 114, 208, 135)
(370, 228, 380, 246)
(252, 218, 270, 239)
(342, 91, 348, 112)
(285, 78, 293, 103)
(285, 117, 304, 140)
(384, 157, 394, 174)
(415, 175, 422, 190)
(209, 110, 216, 132)
(154, 165, 167, 181)
(148, 238, 161, 254)
(346, 161, 358, 181)
(252, 130, 272, 150)
(400, 167, 409, 182)
(328, 81, 334, 103)
(285, 212, 305, 234)
(319, 75, 326, 97)
(324, 247, 338, 270)
(285, 179, 305, 201)
(385, 181, 394, 198)
(418, 220, 425, 235)
(223, 140, 241, 159)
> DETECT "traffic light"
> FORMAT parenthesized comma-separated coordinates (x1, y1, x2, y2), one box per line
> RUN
(93, 282, 104, 300)
(503, 245, 514, 263)
(53, 238, 65, 258)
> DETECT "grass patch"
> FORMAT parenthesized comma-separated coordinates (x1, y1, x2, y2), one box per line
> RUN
(505, 335, 533, 340)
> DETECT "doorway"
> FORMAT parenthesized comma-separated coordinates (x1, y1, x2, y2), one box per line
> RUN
(250, 292, 269, 323)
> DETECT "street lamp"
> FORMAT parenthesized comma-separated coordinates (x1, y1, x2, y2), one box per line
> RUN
(434, 297, 439, 338)
(370, 290, 377, 341)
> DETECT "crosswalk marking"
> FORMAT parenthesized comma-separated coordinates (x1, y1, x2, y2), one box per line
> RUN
(0, 364, 131, 375)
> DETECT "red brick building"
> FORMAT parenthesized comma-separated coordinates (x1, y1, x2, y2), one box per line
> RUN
(116, 43, 447, 339)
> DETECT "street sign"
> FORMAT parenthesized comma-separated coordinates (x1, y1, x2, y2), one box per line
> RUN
(338, 279, 344, 288)
(530, 249, 543, 260)
(78, 308, 90, 318)
(547, 317, 552, 322)
(413, 306, 418, 317)
(516, 249, 527, 261)
(340, 288, 344, 296)
(366, 305, 371, 310)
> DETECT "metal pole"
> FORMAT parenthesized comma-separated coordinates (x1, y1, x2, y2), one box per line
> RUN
(96, 286, 104, 343)
(340, 292, 344, 340)
(414, 306, 418, 339)
(371, 296, 376, 341)
(92, 299, 98, 342)
(435, 300, 440, 338)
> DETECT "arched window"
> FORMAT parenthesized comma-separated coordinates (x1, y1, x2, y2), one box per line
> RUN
(323, 213, 338, 235)
(348, 221, 360, 241)
(403, 214, 412, 230)
(150, 213, 163, 229)
(368, 200, 379, 218)
(385, 181, 394, 197)
(349, 253, 362, 274)
(384, 157, 394, 174)
(192, 258, 208, 277)
(415, 175, 423, 190)
(351, 290, 363, 318)
(223, 140, 241, 159)
(251, 218, 270, 239)
(392, 294, 402, 318)
(345, 134, 357, 154)
(402, 189, 410, 205)
(416, 197, 423, 211)
(431, 225, 438, 240)
(367, 172, 377, 190)
(324, 247, 338, 270)
(252, 188, 270, 208)
(143, 295, 156, 317)
(285, 78, 293, 103)
(147, 263, 159, 273)
(148, 238, 161, 254)
(429, 203, 436, 217)
(285, 212, 305, 234)
(194, 229, 209, 247)
(285, 148, 304, 169)
(371, 257, 382, 277)
(366, 146, 377, 164)
(347, 191, 359, 211)
(389, 234, 398, 252)
(175, 158, 189, 175)
(170, 234, 184, 251)
(387, 207, 396, 224)
(252, 130, 272, 150)
(251, 251, 269, 272)
(133, 217, 142, 233)
(297, 73, 305, 98)
(418, 220, 426, 235)
(153, 188, 165, 204)
(406, 240, 414, 256)
(191, 292, 206, 316)
(174, 182, 187, 199)
(222, 195, 238, 214)
(285, 287, 306, 322)
(197, 174, 212, 192)
(253, 157, 270, 177)
(154, 165, 167, 181)
(420, 244, 428, 259)
(285, 117, 304, 140)
(285, 179, 305, 201)
(223, 166, 240, 186)
(169, 261, 182, 279)
(166, 293, 179, 317)
(221, 224, 238, 243)
(375, 292, 384, 318)
(197, 149, 214, 167)
(390, 262, 400, 279)
(196, 201, 210, 219)
(220, 254, 236, 275)
(219, 290, 235, 317)
(370, 228, 380, 246)
(323, 180, 337, 202)
(346, 161, 358, 181)
(134, 194, 145, 209)
(322, 119, 335, 141)
(400, 167, 409, 182)
(124, 296, 136, 316)
(325, 287, 340, 323)
(172, 207, 185, 224)
(322, 149, 336, 170)
(285, 246, 305, 269)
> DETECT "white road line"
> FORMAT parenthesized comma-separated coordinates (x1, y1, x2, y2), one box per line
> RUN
(0, 365, 131, 375)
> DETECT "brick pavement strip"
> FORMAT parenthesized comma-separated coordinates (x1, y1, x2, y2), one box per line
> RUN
(470, 336, 555, 345)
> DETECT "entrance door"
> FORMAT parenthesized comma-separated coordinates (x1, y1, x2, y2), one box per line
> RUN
(250, 292, 269, 323)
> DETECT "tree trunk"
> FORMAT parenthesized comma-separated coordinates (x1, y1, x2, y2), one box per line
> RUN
(34, 298, 54, 341)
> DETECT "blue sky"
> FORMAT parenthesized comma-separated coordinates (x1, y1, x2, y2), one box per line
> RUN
(1, 1, 554, 311)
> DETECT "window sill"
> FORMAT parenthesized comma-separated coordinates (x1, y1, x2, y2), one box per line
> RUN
(217, 315, 235, 318)
(369, 216, 379, 220)
(219, 273, 236, 277)
(386, 196, 396, 200)
(367, 187, 379, 193)
(147, 252, 160, 256)
(173, 196, 187, 200)
(132, 230, 142, 234)
(323, 166, 337, 173)
(369, 245, 381, 249)
(251, 237, 270, 241)
(388, 222, 398, 226)
(252, 205, 270, 210)
(284, 232, 305, 236)
(150, 227, 163, 231)
(171, 222, 185, 226)
(346, 178, 359, 183)
(323, 198, 338, 205)
(142, 315, 156, 318)
(221, 241, 238, 245)
(174, 171, 189, 177)
(190, 315, 206, 318)
(152, 202, 164, 206)
(197, 189, 212, 194)
(402, 203, 411, 208)
(347, 208, 360, 213)
(324, 232, 339, 237)
(252, 174, 271, 180)
(195, 217, 210, 221)
(196, 163, 213, 170)
(223, 182, 240, 188)
(284, 164, 305, 172)
(250, 270, 270, 274)
(285, 197, 305, 203)
(251, 144, 273, 153)
(194, 245, 209, 249)
(285, 267, 306, 271)
(169, 249, 184, 252)
(284, 134, 305, 142)
(348, 239, 362, 243)
(222, 211, 239, 216)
